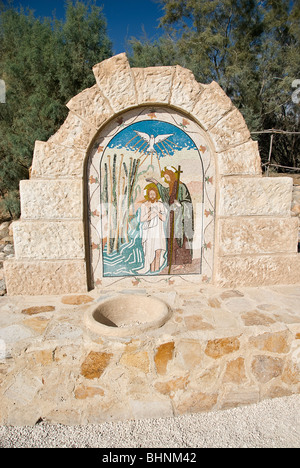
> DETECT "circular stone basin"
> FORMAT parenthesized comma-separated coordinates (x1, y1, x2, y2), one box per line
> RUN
(84, 294, 172, 337)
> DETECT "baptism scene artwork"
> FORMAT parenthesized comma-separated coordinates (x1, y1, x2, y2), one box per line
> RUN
(88, 107, 215, 284)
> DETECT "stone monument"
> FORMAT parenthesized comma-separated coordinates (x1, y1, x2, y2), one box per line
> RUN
(4, 53, 299, 295)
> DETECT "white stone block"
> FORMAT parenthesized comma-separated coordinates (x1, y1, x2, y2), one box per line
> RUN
(132, 66, 175, 104)
(31, 141, 85, 178)
(219, 177, 293, 217)
(20, 179, 83, 219)
(93, 53, 137, 112)
(13, 220, 85, 260)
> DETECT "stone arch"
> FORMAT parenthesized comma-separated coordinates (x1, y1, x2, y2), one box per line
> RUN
(4, 53, 298, 295)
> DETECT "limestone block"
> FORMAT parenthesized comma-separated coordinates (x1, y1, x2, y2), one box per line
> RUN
(4, 259, 88, 295)
(251, 355, 284, 383)
(192, 81, 233, 131)
(13, 220, 85, 260)
(20, 179, 82, 219)
(132, 66, 175, 104)
(217, 140, 262, 176)
(67, 84, 114, 129)
(31, 141, 85, 178)
(170, 66, 204, 113)
(48, 111, 96, 150)
(93, 53, 137, 112)
(219, 177, 293, 217)
(216, 254, 300, 287)
(218, 217, 299, 255)
(249, 331, 291, 354)
(208, 108, 251, 152)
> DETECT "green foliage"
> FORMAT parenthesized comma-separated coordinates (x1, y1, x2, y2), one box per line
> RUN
(129, 34, 184, 68)
(129, 0, 299, 171)
(0, 0, 112, 218)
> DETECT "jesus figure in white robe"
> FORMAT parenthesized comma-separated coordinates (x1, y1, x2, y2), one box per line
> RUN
(138, 186, 167, 274)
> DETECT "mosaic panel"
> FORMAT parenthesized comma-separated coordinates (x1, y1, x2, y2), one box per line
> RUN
(87, 107, 215, 287)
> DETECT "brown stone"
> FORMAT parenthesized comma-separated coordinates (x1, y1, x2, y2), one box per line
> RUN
(22, 306, 55, 315)
(220, 387, 260, 410)
(61, 295, 94, 305)
(220, 290, 244, 300)
(174, 391, 218, 415)
(120, 351, 150, 373)
(208, 298, 221, 308)
(23, 316, 50, 333)
(281, 362, 300, 385)
(265, 385, 293, 399)
(29, 350, 54, 366)
(184, 315, 214, 331)
(257, 304, 277, 311)
(251, 355, 284, 383)
(205, 336, 240, 359)
(75, 385, 104, 399)
(81, 351, 112, 380)
(154, 342, 175, 375)
(223, 358, 247, 384)
(242, 311, 276, 326)
(249, 331, 290, 354)
(155, 376, 189, 395)
(0, 236, 13, 245)
(194, 364, 221, 389)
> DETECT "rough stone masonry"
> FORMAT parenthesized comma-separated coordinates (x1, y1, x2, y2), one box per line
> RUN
(3, 53, 300, 295)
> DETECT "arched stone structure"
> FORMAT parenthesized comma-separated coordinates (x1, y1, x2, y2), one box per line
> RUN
(4, 53, 299, 295)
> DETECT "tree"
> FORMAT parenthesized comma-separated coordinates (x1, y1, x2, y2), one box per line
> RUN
(129, 0, 299, 172)
(0, 1, 112, 218)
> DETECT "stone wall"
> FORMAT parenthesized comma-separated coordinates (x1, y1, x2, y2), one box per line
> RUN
(0, 286, 299, 424)
(3, 53, 300, 295)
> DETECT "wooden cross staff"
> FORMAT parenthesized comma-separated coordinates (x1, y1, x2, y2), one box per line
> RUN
(168, 165, 183, 275)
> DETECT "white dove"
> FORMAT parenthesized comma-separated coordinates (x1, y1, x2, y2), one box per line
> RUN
(134, 131, 173, 153)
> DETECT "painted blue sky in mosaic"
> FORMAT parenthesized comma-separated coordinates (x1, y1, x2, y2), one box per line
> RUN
(107, 121, 197, 158)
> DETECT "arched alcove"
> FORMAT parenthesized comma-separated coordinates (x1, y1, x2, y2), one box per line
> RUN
(86, 105, 215, 289)
(4, 53, 298, 295)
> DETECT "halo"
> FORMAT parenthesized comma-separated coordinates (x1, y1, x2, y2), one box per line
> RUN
(143, 183, 161, 200)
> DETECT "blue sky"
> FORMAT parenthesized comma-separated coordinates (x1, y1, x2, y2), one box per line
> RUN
(8, 0, 165, 54)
